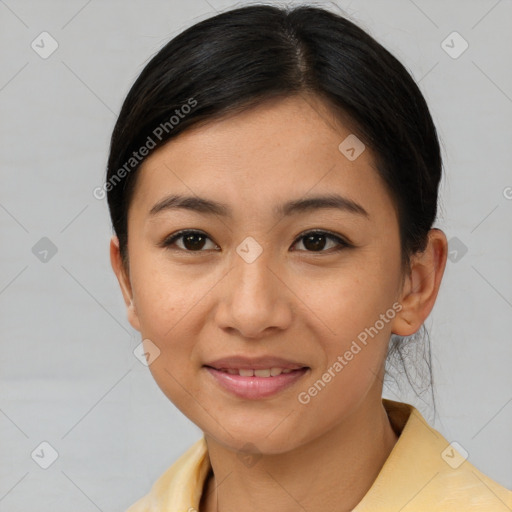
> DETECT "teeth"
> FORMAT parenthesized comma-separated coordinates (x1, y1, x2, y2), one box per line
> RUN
(220, 367, 298, 377)
(254, 369, 270, 377)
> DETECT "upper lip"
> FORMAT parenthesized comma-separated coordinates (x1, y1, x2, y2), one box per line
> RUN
(204, 356, 308, 370)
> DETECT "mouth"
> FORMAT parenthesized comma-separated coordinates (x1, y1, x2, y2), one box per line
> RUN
(203, 356, 310, 399)
(208, 367, 300, 377)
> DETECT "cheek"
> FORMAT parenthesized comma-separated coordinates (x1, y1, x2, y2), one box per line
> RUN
(130, 252, 203, 337)
(296, 268, 396, 427)
(128, 252, 218, 389)
(130, 260, 204, 406)
(310, 257, 397, 340)
(304, 251, 400, 400)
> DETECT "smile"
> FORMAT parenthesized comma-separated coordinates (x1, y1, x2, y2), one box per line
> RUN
(215, 367, 296, 377)
(204, 366, 309, 399)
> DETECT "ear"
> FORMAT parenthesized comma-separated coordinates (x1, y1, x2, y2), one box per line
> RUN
(391, 228, 448, 336)
(109, 235, 141, 332)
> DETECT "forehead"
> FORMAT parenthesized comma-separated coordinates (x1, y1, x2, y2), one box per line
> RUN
(130, 95, 395, 223)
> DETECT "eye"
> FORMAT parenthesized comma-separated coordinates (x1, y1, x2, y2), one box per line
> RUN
(291, 230, 352, 253)
(161, 230, 218, 252)
(161, 229, 351, 253)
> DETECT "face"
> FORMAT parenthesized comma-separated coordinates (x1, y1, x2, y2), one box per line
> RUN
(113, 94, 410, 454)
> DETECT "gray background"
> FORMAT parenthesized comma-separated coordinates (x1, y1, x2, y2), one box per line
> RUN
(1, 0, 511, 510)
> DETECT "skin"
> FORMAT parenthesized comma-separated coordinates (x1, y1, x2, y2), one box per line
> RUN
(110, 94, 448, 511)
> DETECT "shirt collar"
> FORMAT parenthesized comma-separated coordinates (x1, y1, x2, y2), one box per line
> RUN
(132, 398, 512, 511)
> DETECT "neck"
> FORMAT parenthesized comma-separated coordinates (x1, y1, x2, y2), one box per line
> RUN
(200, 396, 399, 512)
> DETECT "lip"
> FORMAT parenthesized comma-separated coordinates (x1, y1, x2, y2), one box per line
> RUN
(205, 367, 309, 399)
(204, 355, 308, 370)
(203, 356, 309, 400)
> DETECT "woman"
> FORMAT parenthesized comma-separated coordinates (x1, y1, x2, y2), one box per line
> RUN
(106, 4, 512, 511)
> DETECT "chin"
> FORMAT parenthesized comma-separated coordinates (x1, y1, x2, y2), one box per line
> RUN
(204, 417, 311, 456)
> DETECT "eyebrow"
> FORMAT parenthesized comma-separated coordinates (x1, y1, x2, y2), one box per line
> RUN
(149, 193, 369, 219)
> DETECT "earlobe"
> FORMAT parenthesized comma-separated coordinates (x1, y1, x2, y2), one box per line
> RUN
(109, 235, 141, 332)
(391, 228, 448, 337)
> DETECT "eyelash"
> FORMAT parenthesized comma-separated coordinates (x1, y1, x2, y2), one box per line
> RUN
(160, 229, 352, 254)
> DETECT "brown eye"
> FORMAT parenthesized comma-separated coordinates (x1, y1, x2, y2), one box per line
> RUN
(292, 230, 351, 253)
(161, 229, 351, 253)
(162, 230, 217, 252)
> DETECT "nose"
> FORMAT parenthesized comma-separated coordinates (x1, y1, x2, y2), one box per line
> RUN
(215, 246, 292, 339)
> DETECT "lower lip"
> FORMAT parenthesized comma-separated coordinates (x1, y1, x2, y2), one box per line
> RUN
(204, 367, 309, 399)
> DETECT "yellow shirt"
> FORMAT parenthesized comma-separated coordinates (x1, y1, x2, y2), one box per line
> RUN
(126, 398, 512, 511)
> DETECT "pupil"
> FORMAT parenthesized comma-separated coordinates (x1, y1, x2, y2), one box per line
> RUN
(304, 234, 326, 251)
(184, 233, 206, 250)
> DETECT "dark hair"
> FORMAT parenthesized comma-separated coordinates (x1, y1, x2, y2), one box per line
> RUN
(106, 4, 442, 419)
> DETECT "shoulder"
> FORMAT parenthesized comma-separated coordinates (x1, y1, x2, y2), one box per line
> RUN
(426, 462, 512, 510)
(354, 399, 512, 511)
